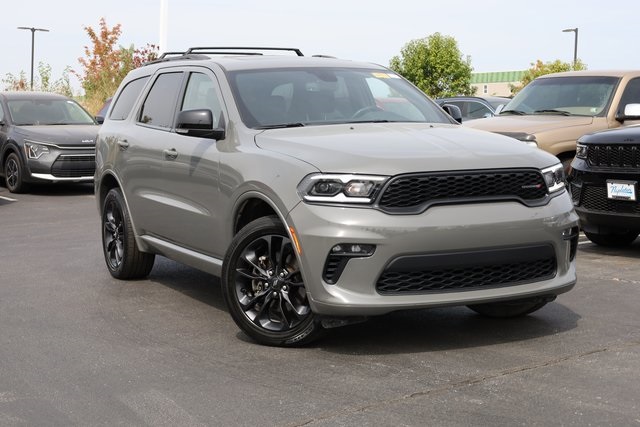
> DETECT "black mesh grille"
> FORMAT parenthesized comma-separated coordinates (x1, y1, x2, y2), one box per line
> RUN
(581, 185, 640, 214)
(570, 182, 582, 205)
(377, 257, 556, 295)
(51, 155, 96, 178)
(377, 170, 548, 213)
(587, 145, 640, 169)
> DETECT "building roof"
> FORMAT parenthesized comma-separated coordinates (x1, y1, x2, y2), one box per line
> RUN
(471, 71, 526, 84)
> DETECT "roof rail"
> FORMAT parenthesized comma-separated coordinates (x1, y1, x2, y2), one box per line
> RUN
(184, 47, 304, 57)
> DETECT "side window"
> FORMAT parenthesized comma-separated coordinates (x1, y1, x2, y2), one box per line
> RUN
(180, 72, 223, 125)
(0, 104, 4, 123)
(466, 101, 492, 119)
(138, 72, 184, 128)
(109, 76, 149, 121)
(619, 78, 640, 112)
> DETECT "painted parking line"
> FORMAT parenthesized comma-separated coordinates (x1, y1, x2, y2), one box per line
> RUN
(0, 195, 17, 202)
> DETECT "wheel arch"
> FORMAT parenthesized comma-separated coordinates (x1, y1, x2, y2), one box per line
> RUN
(1, 140, 23, 174)
(233, 195, 284, 235)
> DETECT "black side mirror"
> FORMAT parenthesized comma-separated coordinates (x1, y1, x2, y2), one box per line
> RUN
(176, 109, 225, 140)
(95, 115, 105, 124)
(441, 104, 462, 123)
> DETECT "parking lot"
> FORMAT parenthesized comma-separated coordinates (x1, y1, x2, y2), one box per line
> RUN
(1, 183, 639, 426)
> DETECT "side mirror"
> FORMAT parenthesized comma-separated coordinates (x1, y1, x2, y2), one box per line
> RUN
(615, 103, 640, 123)
(176, 109, 225, 140)
(95, 115, 105, 125)
(441, 104, 462, 123)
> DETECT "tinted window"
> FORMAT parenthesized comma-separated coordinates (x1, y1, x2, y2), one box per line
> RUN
(139, 72, 183, 128)
(181, 72, 223, 124)
(618, 78, 640, 112)
(228, 68, 452, 128)
(110, 76, 149, 121)
(0, 104, 4, 123)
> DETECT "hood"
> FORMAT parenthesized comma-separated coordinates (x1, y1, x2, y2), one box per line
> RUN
(254, 123, 558, 175)
(579, 124, 640, 144)
(15, 125, 99, 147)
(464, 114, 594, 135)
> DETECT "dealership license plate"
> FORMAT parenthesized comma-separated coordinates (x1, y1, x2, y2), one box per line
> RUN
(607, 180, 637, 201)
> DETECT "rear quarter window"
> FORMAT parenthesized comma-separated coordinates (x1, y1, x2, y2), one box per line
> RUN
(109, 76, 150, 121)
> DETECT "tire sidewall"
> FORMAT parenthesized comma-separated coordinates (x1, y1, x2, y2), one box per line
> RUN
(5, 152, 25, 193)
(102, 188, 129, 277)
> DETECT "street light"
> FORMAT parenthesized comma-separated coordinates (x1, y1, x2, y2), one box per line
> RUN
(562, 27, 578, 68)
(17, 26, 50, 90)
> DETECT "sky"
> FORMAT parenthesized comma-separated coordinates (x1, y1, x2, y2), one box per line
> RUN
(2, 0, 639, 93)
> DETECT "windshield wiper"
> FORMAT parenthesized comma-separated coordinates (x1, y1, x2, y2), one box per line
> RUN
(499, 109, 527, 115)
(255, 123, 305, 130)
(533, 109, 571, 116)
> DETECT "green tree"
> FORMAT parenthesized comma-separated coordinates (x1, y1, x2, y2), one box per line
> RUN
(511, 59, 587, 95)
(389, 33, 474, 98)
(75, 18, 158, 113)
(2, 62, 73, 96)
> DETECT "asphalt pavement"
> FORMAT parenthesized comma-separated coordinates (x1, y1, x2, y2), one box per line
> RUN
(1, 183, 639, 426)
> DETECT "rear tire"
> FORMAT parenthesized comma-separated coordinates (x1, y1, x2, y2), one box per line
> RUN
(221, 216, 324, 346)
(584, 230, 639, 247)
(101, 188, 155, 279)
(467, 297, 551, 318)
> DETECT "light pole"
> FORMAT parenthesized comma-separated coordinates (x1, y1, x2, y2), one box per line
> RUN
(562, 27, 578, 68)
(17, 26, 50, 90)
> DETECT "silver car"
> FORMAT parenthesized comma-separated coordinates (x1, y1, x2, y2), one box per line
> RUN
(95, 47, 579, 346)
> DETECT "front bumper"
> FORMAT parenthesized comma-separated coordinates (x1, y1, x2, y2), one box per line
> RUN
(26, 149, 95, 183)
(287, 192, 579, 316)
(570, 165, 640, 233)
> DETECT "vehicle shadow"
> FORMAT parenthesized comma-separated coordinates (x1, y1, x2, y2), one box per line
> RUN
(147, 258, 580, 353)
(578, 239, 640, 259)
(316, 303, 580, 355)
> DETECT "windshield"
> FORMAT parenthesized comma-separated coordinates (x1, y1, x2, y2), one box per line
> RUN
(8, 98, 96, 125)
(502, 76, 619, 117)
(227, 67, 452, 128)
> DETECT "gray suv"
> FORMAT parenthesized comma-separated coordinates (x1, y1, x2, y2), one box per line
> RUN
(95, 47, 579, 346)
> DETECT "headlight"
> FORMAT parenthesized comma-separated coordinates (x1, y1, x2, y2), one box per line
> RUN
(541, 163, 566, 193)
(576, 143, 588, 159)
(24, 141, 51, 159)
(298, 174, 388, 204)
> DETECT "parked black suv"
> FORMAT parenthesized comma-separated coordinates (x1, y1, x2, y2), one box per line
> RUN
(570, 122, 640, 246)
(0, 91, 99, 193)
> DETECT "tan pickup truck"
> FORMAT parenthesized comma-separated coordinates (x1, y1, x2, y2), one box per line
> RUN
(466, 70, 640, 168)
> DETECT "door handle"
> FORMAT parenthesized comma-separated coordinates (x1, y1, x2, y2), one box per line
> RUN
(116, 139, 129, 150)
(163, 148, 178, 160)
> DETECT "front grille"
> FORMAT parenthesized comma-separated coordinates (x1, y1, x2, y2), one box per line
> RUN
(587, 145, 640, 169)
(377, 169, 548, 213)
(581, 185, 640, 214)
(376, 245, 557, 295)
(51, 155, 96, 178)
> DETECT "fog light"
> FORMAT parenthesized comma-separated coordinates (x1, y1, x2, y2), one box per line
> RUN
(329, 243, 375, 256)
(324, 243, 376, 284)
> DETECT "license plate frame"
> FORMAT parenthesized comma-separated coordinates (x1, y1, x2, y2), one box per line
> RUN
(606, 180, 637, 201)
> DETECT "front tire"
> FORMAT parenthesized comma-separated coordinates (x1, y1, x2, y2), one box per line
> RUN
(584, 230, 639, 247)
(102, 188, 155, 279)
(221, 216, 323, 346)
(467, 297, 552, 318)
(5, 152, 28, 193)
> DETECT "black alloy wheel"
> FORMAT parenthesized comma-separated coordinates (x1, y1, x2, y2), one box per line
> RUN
(222, 216, 323, 346)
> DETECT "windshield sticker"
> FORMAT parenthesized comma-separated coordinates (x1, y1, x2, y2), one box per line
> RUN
(372, 72, 390, 79)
